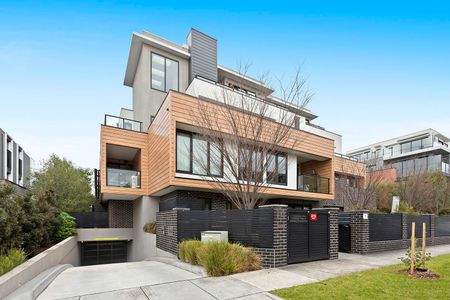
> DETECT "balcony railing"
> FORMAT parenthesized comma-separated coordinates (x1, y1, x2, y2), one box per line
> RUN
(106, 168, 141, 188)
(298, 174, 330, 194)
(104, 115, 142, 132)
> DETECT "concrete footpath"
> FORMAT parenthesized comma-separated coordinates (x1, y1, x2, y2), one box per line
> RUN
(37, 244, 450, 300)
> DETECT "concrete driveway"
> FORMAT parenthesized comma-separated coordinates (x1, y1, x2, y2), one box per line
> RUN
(37, 244, 450, 300)
(37, 260, 279, 300)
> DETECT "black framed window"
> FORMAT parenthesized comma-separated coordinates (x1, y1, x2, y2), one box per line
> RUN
(238, 148, 263, 181)
(267, 152, 287, 185)
(151, 53, 179, 92)
(176, 130, 223, 177)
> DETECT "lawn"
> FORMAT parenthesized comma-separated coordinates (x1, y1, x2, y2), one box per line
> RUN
(272, 254, 450, 300)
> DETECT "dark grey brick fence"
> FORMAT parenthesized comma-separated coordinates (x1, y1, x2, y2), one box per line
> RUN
(346, 211, 450, 253)
(156, 205, 338, 268)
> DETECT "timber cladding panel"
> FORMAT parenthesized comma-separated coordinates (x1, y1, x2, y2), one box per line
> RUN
(148, 98, 172, 195)
(333, 156, 366, 186)
(168, 92, 335, 158)
(100, 125, 149, 196)
(147, 91, 334, 199)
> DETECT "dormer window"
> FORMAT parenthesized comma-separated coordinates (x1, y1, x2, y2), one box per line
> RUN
(151, 53, 179, 92)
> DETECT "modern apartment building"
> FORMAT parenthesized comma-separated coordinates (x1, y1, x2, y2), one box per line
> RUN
(347, 128, 450, 180)
(0, 128, 32, 190)
(92, 28, 365, 262)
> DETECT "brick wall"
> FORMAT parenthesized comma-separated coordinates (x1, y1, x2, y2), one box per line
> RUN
(156, 210, 179, 255)
(350, 210, 369, 254)
(348, 212, 450, 253)
(328, 209, 339, 259)
(108, 200, 133, 228)
(251, 206, 288, 268)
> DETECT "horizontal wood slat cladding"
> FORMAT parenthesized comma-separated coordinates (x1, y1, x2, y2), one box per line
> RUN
(103, 91, 336, 201)
(333, 156, 366, 177)
(148, 99, 172, 195)
(300, 159, 334, 195)
(169, 92, 334, 158)
(100, 125, 148, 196)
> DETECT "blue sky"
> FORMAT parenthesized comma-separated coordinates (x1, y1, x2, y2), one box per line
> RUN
(1, 1, 449, 169)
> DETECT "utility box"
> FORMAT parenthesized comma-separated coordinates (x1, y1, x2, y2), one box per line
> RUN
(201, 231, 228, 243)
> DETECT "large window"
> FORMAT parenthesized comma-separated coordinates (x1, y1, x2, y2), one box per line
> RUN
(267, 152, 287, 185)
(176, 131, 223, 177)
(400, 137, 430, 154)
(151, 53, 179, 92)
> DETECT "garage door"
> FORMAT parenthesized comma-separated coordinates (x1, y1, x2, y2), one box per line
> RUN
(287, 210, 329, 264)
(80, 241, 128, 266)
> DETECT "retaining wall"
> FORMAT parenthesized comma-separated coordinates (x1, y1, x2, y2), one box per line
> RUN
(0, 236, 79, 299)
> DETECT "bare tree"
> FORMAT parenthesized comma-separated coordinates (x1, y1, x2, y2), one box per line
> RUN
(187, 65, 312, 209)
(395, 170, 450, 214)
(334, 159, 385, 210)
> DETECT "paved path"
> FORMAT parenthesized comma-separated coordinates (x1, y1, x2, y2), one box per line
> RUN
(38, 244, 450, 300)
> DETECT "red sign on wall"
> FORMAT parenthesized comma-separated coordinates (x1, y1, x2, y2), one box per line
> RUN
(309, 213, 318, 221)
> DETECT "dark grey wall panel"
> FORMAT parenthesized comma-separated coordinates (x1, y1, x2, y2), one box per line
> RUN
(369, 213, 402, 241)
(407, 215, 432, 238)
(187, 29, 217, 82)
(435, 216, 450, 237)
(177, 209, 274, 248)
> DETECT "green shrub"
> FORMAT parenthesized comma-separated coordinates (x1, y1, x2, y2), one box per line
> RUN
(0, 248, 26, 276)
(438, 208, 450, 216)
(398, 202, 417, 214)
(143, 221, 156, 234)
(399, 239, 431, 270)
(179, 240, 203, 265)
(196, 241, 262, 276)
(54, 212, 76, 242)
(230, 243, 262, 273)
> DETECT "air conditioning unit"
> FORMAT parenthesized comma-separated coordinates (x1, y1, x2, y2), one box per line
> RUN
(201, 231, 228, 243)
(131, 175, 139, 188)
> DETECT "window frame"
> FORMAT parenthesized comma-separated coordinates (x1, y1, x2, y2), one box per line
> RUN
(175, 130, 223, 177)
(238, 147, 264, 181)
(150, 52, 180, 93)
(267, 152, 288, 186)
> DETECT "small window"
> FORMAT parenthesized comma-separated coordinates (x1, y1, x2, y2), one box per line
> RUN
(151, 53, 179, 92)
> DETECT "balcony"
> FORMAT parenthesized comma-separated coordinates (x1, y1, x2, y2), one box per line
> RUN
(104, 114, 142, 132)
(298, 174, 330, 194)
(107, 168, 141, 188)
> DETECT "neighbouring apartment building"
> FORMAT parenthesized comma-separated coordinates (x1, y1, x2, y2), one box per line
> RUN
(0, 128, 32, 191)
(347, 128, 450, 181)
(91, 28, 366, 262)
